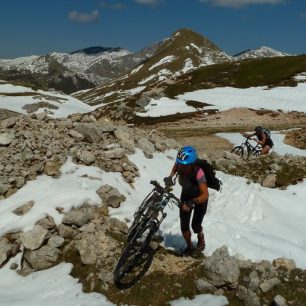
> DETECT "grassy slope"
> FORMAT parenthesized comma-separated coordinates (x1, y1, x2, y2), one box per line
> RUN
(165, 55, 306, 98)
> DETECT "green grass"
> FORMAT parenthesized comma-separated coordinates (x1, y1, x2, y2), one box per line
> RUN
(0, 92, 38, 96)
(165, 55, 306, 98)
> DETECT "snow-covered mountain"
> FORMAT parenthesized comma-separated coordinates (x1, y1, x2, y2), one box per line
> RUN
(0, 42, 163, 94)
(74, 29, 233, 108)
(234, 46, 289, 60)
(0, 47, 132, 75)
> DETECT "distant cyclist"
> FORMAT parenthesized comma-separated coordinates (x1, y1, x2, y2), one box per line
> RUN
(164, 146, 208, 256)
(241, 126, 273, 155)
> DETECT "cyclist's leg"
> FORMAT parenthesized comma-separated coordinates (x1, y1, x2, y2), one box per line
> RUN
(261, 145, 271, 155)
(191, 200, 208, 233)
(180, 207, 193, 250)
(191, 200, 208, 250)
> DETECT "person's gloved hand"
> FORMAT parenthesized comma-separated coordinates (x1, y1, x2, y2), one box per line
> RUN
(185, 199, 196, 209)
(163, 176, 173, 187)
(181, 199, 197, 212)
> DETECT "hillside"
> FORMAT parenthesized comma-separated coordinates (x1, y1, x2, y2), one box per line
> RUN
(74, 53, 306, 124)
(73, 29, 233, 120)
(0, 41, 163, 94)
(234, 46, 289, 60)
(164, 54, 306, 98)
(0, 59, 306, 306)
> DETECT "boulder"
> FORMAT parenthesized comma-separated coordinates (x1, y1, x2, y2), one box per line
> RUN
(96, 185, 126, 208)
(12, 200, 34, 216)
(21, 225, 49, 251)
(262, 174, 277, 188)
(24, 245, 60, 270)
(203, 246, 240, 287)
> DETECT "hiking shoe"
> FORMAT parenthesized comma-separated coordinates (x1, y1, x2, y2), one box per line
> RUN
(181, 246, 194, 257)
(197, 232, 205, 251)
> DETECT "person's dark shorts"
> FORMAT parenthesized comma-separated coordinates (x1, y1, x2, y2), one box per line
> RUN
(180, 200, 208, 233)
(264, 138, 273, 148)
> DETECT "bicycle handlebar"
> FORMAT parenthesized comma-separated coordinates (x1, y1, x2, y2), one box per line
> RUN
(150, 180, 181, 205)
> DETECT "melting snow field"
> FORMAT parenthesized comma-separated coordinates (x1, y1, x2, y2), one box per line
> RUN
(0, 255, 114, 306)
(137, 83, 306, 117)
(0, 148, 305, 305)
(136, 96, 195, 117)
(182, 84, 306, 112)
(0, 80, 306, 305)
(0, 83, 93, 118)
(217, 130, 306, 157)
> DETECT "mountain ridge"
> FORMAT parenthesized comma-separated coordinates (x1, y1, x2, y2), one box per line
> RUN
(0, 28, 292, 95)
(234, 45, 289, 60)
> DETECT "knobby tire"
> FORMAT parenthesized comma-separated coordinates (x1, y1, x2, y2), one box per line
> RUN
(114, 219, 158, 289)
(231, 146, 244, 157)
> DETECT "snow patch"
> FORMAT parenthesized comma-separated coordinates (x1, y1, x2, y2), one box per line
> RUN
(190, 43, 202, 54)
(139, 74, 156, 85)
(136, 97, 195, 117)
(0, 83, 93, 118)
(130, 64, 143, 74)
(181, 58, 194, 74)
(149, 55, 176, 71)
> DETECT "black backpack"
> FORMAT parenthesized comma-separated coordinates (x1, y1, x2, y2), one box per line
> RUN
(262, 128, 271, 139)
(195, 159, 222, 191)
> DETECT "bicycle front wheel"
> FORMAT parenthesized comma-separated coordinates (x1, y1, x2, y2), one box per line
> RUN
(113, 220, 157, 288)
(231, 146, 244, 157)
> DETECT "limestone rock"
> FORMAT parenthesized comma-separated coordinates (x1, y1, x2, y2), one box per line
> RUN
(21, 225, 48, 251)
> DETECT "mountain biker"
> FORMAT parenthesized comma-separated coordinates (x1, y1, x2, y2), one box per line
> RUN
(241, 126, 273, 155)
(164, 146, 209, 256)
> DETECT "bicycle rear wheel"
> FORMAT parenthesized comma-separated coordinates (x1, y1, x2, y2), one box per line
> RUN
(231, 146, 244, 157)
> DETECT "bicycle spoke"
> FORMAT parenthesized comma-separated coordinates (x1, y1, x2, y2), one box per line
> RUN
(231, 146, 244, 157)
(113, 180, 181, 289)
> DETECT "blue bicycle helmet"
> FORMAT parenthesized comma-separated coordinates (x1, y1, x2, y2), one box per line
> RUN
(176, 146, 198, 165)
(255, 126, 263, 133)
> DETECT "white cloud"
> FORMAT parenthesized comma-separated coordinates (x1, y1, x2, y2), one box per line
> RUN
(100, 2, 126, 9)
(68, 10, 100, 23)
(135, 0, 160, 6)
(199, 0, 284, 9)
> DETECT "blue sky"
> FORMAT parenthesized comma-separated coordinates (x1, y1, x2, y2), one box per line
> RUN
(0, 0, 305, 58)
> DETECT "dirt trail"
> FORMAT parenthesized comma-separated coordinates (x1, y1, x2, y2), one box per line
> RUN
(153, 107, 306, 159)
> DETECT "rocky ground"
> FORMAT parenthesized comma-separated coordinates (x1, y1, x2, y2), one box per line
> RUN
(0, 112, 178, 199)
(154, 107, 306, 160)
(0, 107, 306, 306)
(2, 203, 306, 306)
(284, 127, 306, 150)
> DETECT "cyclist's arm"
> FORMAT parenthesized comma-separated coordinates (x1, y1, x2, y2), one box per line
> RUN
(168, 163, 178, 177)
(194, 182, 209, 204)
(194, 168, 208, 204)
(257, 132, 266, 145)
(241, 132, 255, 137)
(181, 182, 208, 212)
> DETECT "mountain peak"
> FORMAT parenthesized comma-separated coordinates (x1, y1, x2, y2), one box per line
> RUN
(169, 28, 220, 52)
(234, 45, 289, 60)
(70, 46, 124, 55)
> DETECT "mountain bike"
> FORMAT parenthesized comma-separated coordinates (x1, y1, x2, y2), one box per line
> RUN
(231, 135, 262, 158)
(113, 180, 181, 289)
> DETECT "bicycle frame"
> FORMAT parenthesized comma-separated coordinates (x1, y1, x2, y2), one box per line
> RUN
(114, 180, 181, 288)
(240, 136, 261, 156)
(127, 181, 181, 242)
